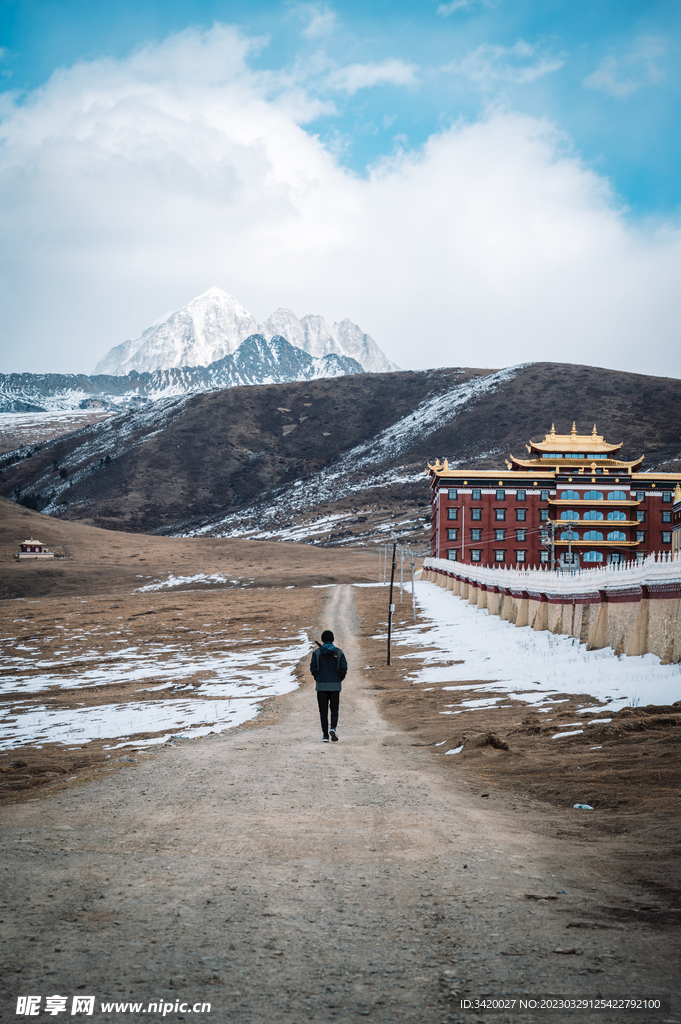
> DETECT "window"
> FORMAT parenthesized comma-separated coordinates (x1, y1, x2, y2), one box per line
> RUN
(560, 509, 579, 520)
(609, 553, 622, 564)
(540, 551, 550, 563)
(494, 550, 506, 563)
(561, 530, 578, 540)
(516, 551, 527, 563)
(636, 531, 645, 542)
(495, 529, 506, 541)
(471, 508, 482, 521)
(662, 511, 672, 523)
(561, 490, 580, 499)
(637, 511, 646, 522)
(516, 529, 527, 541)
(607, 531, 626, 541)
(584, 490, 604, 500)
(447, 529, 458, 541)
(516, 489, 526, 501)
(447, 508, 458, 520)
(607, 490, 627, 500)
(472, 488, 481, 500)
(636, 491, 646, 502)
(540, 510, 549, 521)
(584, 530, 603, 540)
(471, 549, 482, 562)
(470, 529, 482, 541)
(540, 489, 550, 501)
(662, 531, 672, 543)
(562, 553, 579, 565)
(496, 488, 506, 500)
(607, 510, 626, 521)
(516, 508, 527, 521)
(495, 509, 506, 521)
(591, 453, 607, 459)
(662, 491, 672, 503)
(584, 510, 604, 520)
(583, 551, 603, 562)
(447, 488, 458, 500)
(447, 549, 458, 561)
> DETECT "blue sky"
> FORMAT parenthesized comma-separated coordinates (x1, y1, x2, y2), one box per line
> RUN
(4, 0, 679, 216)
(1, 1, 680, 375)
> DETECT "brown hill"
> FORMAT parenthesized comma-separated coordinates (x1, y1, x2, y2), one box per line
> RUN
(0, 497, 376, 600)
(2, 362, 681, 546)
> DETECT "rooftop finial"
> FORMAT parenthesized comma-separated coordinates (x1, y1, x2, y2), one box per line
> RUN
(571, 421, 577, 436)
(550, 423, 556, 437)
(592, 424, 598, 437)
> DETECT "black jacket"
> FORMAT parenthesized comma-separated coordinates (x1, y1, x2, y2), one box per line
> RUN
(310, 643, 347, 692)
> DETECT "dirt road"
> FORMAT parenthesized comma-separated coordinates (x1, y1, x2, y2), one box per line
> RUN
(2, 586, 677, 1023)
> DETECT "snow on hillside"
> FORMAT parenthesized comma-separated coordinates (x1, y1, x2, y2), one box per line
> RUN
(186, 365, 525, 542)
(94, 287, 398, 376)
(10, 396, 191, 513)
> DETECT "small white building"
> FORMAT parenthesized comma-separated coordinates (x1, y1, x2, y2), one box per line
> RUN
(17, 538, 55, 560)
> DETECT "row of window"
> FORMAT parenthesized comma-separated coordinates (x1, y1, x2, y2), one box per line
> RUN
(446, 549, 640, 565)
(446, 549, 531, 563)
(447, 488, 541, 501)
(560, 489, 627, 500)
(447, 529, 528, 541)
(560, 530, 628, 541)
(559, 509, 628, 520)
(540, 453, 608, 459)
(445, 488, 674, 503)
(447, 508, 527, 521)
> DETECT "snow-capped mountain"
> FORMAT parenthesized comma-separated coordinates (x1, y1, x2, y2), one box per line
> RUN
(0, 336, 364, 414)
(94, 288, 399, 376)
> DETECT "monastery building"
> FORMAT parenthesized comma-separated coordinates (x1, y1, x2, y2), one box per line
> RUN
(427, 423, 681, 568)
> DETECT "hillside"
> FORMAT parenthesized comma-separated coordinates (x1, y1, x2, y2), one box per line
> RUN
(2, 362, 681, 546)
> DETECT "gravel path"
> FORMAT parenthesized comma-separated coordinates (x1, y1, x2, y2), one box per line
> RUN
(2, 586, 676, 1023)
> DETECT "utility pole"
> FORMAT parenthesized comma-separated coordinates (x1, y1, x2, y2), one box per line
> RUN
(410, 550, 416, 621)
(400, 548, 404, 602)
(387, 542, 397, 666)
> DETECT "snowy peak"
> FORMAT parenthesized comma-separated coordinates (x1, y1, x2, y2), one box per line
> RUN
(95, 289, 398, 376)
(95, 289, 258, 375)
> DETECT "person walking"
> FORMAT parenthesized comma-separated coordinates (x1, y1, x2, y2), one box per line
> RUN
(310, 629, 347, 742)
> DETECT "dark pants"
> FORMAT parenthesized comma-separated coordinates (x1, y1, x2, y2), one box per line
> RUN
(317, 691, 340, 736)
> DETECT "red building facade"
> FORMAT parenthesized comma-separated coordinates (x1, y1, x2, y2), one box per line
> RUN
(427, 424, 681, 568)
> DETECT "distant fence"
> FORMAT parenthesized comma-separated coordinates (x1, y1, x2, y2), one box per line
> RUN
(422, 553, 681, 663)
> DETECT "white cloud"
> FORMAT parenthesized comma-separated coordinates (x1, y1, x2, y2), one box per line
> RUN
(437, 0, 479, 16)
(296, 3, 338, 40)
(0, 23, 680, 379)
(326, 59, 418, 94)
(447, 40, 565, 89)
(583, 38, 668, 98)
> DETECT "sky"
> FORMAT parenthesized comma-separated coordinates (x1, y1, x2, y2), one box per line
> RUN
(1, 0, 680, 376)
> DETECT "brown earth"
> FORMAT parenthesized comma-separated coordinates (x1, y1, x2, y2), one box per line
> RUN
(1, 540, 680, 1020)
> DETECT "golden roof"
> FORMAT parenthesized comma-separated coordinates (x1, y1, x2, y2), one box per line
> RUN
(529, 422, 621, 455)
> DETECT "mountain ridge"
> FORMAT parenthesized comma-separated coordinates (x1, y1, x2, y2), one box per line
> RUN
(0, 334, 364, 414)
(94, 287, 398, 376)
